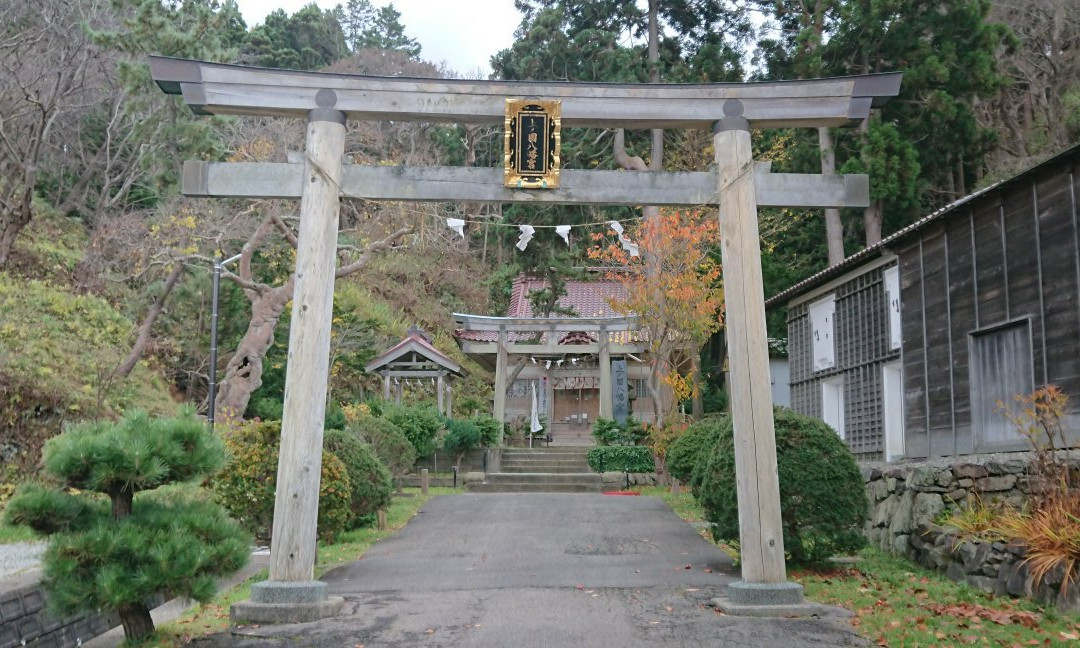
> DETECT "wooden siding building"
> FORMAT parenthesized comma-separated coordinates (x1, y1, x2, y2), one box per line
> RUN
(768, 144, 1080, 461)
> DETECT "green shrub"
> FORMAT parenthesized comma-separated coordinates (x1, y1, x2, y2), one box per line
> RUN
(470, 414, 502, 447)
(248, 396, 283, 421)
(697, 408, 868, 567)
(666, 417, 726, 492)
(586, 446, 655, 473)
(210, 419, 352, 544)
(347, 415, 416, 489)
(382, 402, 444, 458)
(323, 429, 392, 529)
(591, 417, 647, 446)
(443, 418, 481, 469)
(3, 409, 249, 642)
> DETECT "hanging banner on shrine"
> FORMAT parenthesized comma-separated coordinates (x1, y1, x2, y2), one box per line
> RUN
(612, 358, 629, 424)
(504, 99, 561, 189)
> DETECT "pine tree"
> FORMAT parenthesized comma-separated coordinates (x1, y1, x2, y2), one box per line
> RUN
(4, 409, 250, 642)
(358, 3, 421, 58)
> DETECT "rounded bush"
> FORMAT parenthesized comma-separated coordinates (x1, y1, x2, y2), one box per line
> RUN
(382, 402, 444, 458)
(348, 415, 416, 487)
(666, 417, 726, 494)
(443, 418, 481, 468)
(697, 408, 868, 566)
(586, 446, 655, 473)
(323, 428, 392, 528)
(469, 415, 502, 447)
(211, 419, 353, 544)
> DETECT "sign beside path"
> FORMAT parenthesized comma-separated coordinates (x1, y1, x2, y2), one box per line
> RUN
(219, 494, 866, 647)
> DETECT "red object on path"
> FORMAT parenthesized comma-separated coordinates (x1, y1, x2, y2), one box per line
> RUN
(602, 491, 640, 496)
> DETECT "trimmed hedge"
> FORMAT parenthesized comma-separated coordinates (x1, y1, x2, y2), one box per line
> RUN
(348, 415, 416, 487)
(697, 408, 868, 566)
(591, 417, 647, 446)
(666, 417, 726, 495)
(443, 418, 481, 469)
(470, 414, 502, 447)
(382, 402, 444, 458)
(587, 446, 655, 473)
(323, 429, 393, 528)
(211, 420, 352, 543)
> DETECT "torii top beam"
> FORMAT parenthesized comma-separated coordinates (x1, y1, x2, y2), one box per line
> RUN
(149, 56, 901, 130)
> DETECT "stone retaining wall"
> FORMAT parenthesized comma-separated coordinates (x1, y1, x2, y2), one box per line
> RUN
(1, 570, 118, 648)
(863, 452, 1079, 611)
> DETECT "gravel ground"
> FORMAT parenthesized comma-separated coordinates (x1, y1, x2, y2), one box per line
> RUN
(0, 541, 46, 581)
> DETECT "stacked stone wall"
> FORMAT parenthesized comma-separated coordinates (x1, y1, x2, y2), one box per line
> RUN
(863, 452, 1079, 611)
(0, 571, 118, 648)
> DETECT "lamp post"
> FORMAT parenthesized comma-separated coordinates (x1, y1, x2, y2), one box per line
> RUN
(207, 253, 242, 430)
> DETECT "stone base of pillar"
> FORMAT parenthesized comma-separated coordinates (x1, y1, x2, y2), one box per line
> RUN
(712, 580, 848, 618)
(231, 580, 344, 624)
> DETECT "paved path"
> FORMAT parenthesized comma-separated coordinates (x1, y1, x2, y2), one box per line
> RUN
(218, 494, 866, 647)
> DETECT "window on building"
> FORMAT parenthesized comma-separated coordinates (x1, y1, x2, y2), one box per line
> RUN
(970, 322, 1034, 451)
(883, 265, 902, 350)
(821, 375, 845, 440)
(882, 362, 905, 461)
(809, 295, 836, 371)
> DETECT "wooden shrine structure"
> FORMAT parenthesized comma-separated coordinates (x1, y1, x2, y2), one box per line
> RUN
(364, 326, 462, 416)
(149, 55, 900, 620)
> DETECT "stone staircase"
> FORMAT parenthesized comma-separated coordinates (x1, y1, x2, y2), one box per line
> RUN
(466, 447, 605, 493)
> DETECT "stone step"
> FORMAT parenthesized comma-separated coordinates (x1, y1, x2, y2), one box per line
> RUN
(466, 482, 606, 493)
(500, 463, 590, 474)
(484, 472, 601, 485)
(500, 447, 590, 454)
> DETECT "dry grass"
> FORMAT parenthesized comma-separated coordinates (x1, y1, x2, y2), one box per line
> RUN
(996, 486, 1080, 596)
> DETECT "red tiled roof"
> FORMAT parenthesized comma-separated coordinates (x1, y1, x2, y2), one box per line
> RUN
(507, 276, 629, 318)
(455, 275, 639, 344)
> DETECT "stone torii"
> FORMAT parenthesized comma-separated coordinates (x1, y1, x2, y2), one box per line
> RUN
(149, 56, 900, 621)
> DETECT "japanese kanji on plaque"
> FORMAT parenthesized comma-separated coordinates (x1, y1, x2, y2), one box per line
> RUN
(503, 98, 561, 189)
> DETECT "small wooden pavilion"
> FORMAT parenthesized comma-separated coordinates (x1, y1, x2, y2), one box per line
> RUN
(364, 327, 463, 416)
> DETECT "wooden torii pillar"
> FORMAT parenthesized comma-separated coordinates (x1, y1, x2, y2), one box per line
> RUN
(149, 56, 900, 620)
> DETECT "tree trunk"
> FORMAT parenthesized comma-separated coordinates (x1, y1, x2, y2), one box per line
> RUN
(818, 127, 844, 265)
(113, 263, 185, 380)
(111, 488, 133, 520)
(0, 205, 31, 269)
(215, 281, 293, 420)
(647, 358, 665, 428)
(118, 603, 155, 641)
(691, 351, 703, 420)
(858, 116, 884, 248)
(864, 200, 883, 246)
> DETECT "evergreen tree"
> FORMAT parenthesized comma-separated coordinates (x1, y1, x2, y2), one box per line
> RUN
(243, 3, 350, 70)
(337, 0, 376, 51)
(4, 410, 250, 642)
(358, 3, 421, 58)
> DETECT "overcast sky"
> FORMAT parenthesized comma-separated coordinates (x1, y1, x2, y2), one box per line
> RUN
(233, 0, 522, 77)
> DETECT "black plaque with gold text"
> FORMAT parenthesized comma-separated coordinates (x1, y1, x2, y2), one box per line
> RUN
(504, 99, 561, 189)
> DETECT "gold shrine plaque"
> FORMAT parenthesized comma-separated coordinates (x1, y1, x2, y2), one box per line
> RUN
(504, 99, 561, 189)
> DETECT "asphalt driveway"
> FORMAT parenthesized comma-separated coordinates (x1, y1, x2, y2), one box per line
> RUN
(216, 493, 866, 647)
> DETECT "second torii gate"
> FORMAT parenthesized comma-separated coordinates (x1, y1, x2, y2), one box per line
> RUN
(150, 56, 900, 621)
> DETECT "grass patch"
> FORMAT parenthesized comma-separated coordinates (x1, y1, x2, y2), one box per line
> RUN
(636, 485, 708, 529)
(138, 486, 461, 646)
(639, 484, 1080, 646)
(795, 550, 1080, 646)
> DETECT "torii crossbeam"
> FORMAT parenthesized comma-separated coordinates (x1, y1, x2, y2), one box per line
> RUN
(150, 56, 900, 622)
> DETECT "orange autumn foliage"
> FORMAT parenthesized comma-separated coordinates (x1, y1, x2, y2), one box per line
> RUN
(587, 209, 723, 424)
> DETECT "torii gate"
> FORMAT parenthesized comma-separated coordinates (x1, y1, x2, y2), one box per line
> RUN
(149, 56, 900, 621)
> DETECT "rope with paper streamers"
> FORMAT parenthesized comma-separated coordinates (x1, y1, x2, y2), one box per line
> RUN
(442, 214, 649, 256)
